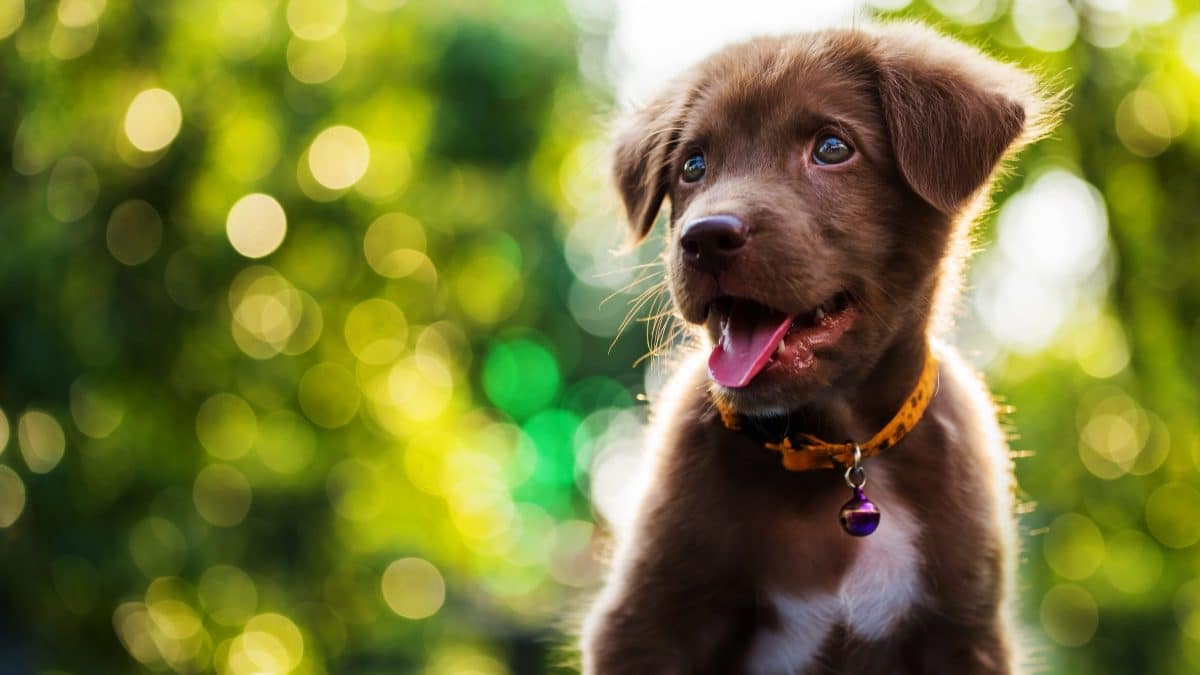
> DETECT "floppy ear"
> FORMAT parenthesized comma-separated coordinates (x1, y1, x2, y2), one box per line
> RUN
(874, 26, 1049, 214)
(611, 82, 691, 245)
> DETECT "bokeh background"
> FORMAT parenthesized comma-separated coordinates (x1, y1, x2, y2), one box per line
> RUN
(0, 0, 1197, 673)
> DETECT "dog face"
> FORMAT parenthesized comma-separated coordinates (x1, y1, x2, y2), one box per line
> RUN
(613, 25, 1049, 414)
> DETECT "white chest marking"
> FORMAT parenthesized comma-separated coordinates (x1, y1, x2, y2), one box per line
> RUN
(746, 594, 842, 675)
(746, 487, 924, 675)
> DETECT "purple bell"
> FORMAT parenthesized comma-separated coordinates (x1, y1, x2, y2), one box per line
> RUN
(839, 487, 881, 537)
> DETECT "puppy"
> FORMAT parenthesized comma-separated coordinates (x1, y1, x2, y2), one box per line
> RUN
(581, 23, 1056, 675)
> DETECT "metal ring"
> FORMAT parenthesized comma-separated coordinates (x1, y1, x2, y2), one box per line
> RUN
(843, 444, 866, 488)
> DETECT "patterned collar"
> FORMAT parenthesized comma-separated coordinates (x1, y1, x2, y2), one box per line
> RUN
(715, 351, 939, 471)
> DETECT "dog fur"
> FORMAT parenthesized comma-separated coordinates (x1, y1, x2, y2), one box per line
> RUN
(581, 23, 1057, 675)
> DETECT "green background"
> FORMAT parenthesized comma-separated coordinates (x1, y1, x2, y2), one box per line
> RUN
(0, 0, 1197, 673)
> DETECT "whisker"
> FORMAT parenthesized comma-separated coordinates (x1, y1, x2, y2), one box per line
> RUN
(591, 260, 664, 279)
(635, 307, 675, 323)
(609, 273, 670, 354)
(634, 291, 686, 367)
(602, 272, 665, 308)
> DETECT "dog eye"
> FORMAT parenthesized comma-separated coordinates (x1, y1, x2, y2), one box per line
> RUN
(813, 136, 853, 165)
(681, 152, 706, 182)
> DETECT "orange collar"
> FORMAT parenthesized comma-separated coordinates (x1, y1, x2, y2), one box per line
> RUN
(716, 352, 939, 471)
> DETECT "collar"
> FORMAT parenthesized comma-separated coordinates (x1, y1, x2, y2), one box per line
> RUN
(715, 351, 939, 472)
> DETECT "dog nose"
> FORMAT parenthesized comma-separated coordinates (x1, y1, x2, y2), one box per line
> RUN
(680, 214, 748, 270)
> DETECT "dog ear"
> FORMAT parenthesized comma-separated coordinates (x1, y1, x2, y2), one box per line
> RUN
(874, 26, 1050, 214)
(611, 82, 691, 245)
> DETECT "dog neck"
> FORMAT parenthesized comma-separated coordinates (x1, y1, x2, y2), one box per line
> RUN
(825, 332, 932, 443)
(721, 329, 934, 468)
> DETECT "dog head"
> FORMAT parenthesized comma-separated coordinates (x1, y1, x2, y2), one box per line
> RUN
(612, 24, 1054, 415)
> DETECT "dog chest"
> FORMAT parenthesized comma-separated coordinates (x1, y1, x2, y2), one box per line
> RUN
(746, 477, 924, 675)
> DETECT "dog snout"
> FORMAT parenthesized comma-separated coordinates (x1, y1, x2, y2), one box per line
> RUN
(680, 214, 747, 272)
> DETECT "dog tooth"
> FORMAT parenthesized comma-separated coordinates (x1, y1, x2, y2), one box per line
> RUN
(814, 307, 826, 322)
(775, 341, 786, 356)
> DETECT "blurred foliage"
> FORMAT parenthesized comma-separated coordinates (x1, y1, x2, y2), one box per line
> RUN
(1, 0, 1199, 674)
(0, 0, 631, 673)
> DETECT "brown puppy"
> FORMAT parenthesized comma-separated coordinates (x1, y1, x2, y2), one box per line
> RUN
(581, 23, 1056, 675)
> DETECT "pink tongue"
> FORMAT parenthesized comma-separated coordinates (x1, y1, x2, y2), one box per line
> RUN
(708, 305, 795, 388)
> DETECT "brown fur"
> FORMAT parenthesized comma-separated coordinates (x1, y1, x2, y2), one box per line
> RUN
(582, 23, 1057, 675)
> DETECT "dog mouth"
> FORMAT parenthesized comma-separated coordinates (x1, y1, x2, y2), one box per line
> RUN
(706, 292, 856, 388)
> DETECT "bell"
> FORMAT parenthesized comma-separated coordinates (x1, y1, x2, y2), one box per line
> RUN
(839, 487, 881, 537)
